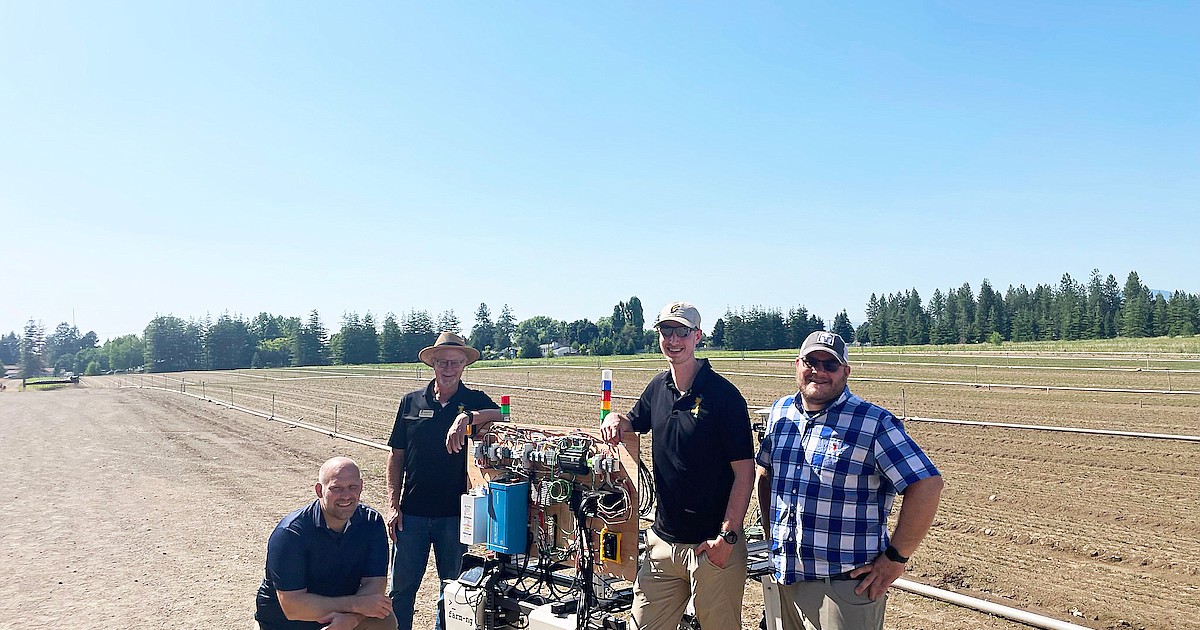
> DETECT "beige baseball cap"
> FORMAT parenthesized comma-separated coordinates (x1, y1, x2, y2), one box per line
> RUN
(654, 301, 701, 329)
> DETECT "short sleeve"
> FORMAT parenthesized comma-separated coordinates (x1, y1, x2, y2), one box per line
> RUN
(873, 414, 940, 494)
(626, 380, 655, 434)
(387, 395, 411, 450)
(364, 514, 390, 578)
(265, 526, 308, 593)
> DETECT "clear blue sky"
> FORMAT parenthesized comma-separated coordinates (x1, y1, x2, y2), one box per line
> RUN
(3, 2, 1197, 341)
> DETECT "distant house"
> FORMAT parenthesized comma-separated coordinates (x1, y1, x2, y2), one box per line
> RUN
(538, 341, 579, 358)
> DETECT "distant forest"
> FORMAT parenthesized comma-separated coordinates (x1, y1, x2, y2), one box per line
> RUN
(4, 269, 1196, 377)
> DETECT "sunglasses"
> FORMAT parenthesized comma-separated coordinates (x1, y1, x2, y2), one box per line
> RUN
(801, 356, 843, 372)
(658, 326, 695, 338)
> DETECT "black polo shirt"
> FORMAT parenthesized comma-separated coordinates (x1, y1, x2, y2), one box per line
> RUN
(628, 359, 754, 544)
(388, 380, 498, 517)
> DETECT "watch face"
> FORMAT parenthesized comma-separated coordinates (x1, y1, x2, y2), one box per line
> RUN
(721, 531, 738, 544)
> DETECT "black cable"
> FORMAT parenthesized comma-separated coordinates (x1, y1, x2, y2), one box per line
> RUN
(637, 455, 655, 518)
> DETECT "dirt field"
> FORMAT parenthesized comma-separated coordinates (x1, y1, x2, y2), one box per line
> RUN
(6, 356, 1199, 629)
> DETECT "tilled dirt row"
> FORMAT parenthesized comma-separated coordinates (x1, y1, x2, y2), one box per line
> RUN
(79, 364, 1200, 629)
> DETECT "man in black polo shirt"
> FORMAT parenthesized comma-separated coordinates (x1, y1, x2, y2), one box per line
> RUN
(600, 301, 754, 630)
(255, 457, 395, 630)
(386, 331, 500, 630)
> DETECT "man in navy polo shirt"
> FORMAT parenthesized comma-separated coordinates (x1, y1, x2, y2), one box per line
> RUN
(255, 457, 395, 630)
(600, 301, 755, 630)
(756, 331, 944, 630)
(386, 331, 501, 630)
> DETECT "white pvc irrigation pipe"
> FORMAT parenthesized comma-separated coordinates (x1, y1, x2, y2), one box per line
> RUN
(893, 578, 1095, 630)
(904, 415, 1200, 442)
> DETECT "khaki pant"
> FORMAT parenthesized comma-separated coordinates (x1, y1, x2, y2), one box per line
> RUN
(255, 612, 398, 630)
(778, 578, 885, 630)
(630, 528, 747, 630)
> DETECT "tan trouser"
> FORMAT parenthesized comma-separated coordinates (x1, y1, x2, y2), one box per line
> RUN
(630, 528, 747, 630)
(255, 612, 398, 630)
(778, 578, 885, 630)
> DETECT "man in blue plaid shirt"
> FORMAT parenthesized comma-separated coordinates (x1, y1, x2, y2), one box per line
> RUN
(755, 331, 943, 629)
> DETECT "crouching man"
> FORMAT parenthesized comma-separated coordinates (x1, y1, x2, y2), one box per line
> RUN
(255, 457, 397, 630)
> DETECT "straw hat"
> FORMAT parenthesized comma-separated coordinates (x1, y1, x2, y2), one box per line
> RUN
(418, 331, 481, 367)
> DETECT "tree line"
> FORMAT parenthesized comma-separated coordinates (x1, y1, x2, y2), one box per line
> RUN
(856, 269, 1199, 346)
(6, 268, 1196, 377)
(4, 297, 661, 375)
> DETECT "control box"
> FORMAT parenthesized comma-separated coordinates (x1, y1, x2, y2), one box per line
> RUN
(487, 478, 529, 555)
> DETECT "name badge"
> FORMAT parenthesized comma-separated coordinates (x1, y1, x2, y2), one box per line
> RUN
(418, 409, 435, 418)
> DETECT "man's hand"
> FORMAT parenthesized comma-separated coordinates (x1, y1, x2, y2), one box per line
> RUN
(695, 536, 733, 569)
(446, 412, 471, 454)
(599, 413, 627, 445)
(352, 593, 393, 618)
(849, 555, 906, 601)
(385, 505, 403, 541)
(317, 611, 362, 630)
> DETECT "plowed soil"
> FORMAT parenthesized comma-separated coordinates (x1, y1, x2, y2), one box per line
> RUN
(6, 355, 1198, 629)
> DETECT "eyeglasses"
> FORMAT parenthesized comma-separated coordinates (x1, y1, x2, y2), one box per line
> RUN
(434, 359, 465, 369)
(800, 356, 843, 372)
(658, 326, 694, 338)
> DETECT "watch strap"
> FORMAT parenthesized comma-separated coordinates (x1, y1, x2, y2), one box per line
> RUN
(884, 545, 909, 564)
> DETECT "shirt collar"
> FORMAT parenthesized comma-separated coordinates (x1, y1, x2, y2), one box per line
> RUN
(790, 387, 851, 421)
(310, 499, 355, 534)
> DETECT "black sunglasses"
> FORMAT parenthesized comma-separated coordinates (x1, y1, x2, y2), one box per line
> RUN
(801, 356, 843, 372)
(658, 326, 694, 338)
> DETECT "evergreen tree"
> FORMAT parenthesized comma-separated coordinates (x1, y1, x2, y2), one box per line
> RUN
(144, 315, 203, 372)
(292, 310, 329, 367)
(20, 319, 45, 378)
(0, 332, 20, 365)
(379, 313, 404, 363)
(1119, 271, 1152, 337)
(1151, 293, 1169, 337)
(494, 304, 516, 351)
(831, 310, 855, 342)
(398, 310, 436, 362)
(469, 303, 495, 352)
(437, 310, 462, 335)
(711, 318, 726, 348)
(205, 314, 254, 370)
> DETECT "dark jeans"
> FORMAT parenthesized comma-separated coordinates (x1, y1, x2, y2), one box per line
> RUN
(388, 513, 465, 630)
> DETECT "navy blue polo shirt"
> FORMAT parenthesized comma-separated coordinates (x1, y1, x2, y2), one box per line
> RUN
(255, 500, 389, 630)
(627, 358, 754, 544)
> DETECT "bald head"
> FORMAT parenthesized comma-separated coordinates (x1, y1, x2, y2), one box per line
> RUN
(318, 456, 361, 486)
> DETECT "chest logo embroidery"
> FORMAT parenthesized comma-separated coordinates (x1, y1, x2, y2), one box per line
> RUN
(691, 394, 704, 416)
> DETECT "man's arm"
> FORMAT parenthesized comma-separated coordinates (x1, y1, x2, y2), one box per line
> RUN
(276, 575, 392, 623)
(599, 412, 633, 445)
(385, 448, 405, 540)
(696, 458, 755, 568)
(446, 408, 503, 453)
(853, 474, 945, 600)
(755, 464, 772, 546)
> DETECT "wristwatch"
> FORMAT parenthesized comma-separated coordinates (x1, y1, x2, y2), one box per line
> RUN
(884, 545, 909, 564)
(719, 530, 739, 545)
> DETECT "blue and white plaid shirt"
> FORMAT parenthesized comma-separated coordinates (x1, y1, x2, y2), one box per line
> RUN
(755, 388, 939, 584)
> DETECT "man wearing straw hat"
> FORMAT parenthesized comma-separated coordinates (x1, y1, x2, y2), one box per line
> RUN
(385, 331, 501, 630)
